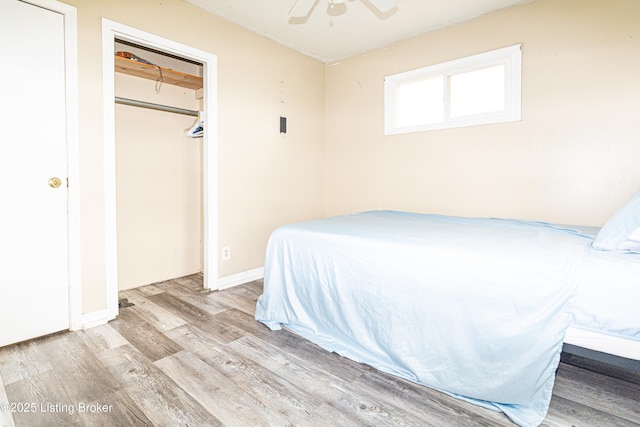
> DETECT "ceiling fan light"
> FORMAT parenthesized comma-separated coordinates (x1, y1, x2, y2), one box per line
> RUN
(329, 0, 345, 5)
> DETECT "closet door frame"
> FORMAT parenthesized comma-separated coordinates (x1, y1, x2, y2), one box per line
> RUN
(101, 19, 219, 320)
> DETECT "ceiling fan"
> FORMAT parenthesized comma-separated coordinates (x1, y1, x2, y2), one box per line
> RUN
(289, 0, 399, 19)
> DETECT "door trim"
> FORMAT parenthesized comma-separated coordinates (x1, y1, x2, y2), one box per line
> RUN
(101, 19, 219, 321)
(23, 0, 82, 331)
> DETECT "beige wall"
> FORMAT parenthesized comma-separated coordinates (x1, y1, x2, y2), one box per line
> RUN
(325, 0, 640, 226)
(64, 0, 326, 312)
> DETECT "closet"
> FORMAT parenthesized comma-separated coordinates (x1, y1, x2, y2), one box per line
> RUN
(114, 39, 205, 291)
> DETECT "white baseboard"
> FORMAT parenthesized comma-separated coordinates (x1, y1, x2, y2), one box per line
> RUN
(216, 267, 264, 290)
(81, 308, 114, 330)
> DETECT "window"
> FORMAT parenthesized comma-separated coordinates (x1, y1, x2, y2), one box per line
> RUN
(384, 44, 521, 135)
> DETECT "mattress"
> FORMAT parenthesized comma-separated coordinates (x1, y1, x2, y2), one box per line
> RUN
(565, 327, 640, 360)
(255, 211, 640, 426)
(555, 225, 640, 360)
(553, 224, 640, 359)
(257, 212, 591, 425)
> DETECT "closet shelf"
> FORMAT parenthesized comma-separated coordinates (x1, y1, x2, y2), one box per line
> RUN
(114, 55, 203, 90)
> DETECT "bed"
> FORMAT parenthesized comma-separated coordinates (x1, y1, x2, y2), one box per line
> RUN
(255, 190, 640, 427)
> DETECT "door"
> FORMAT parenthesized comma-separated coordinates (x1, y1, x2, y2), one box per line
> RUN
(0, 0, 69, 347)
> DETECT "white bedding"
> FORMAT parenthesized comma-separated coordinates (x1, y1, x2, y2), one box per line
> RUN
(559, 225, 640, 358)
(256, 210, 634, 426)
(256, 211, 640, 426)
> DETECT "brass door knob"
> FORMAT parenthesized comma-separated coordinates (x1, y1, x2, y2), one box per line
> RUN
(48, 177, 62, 189)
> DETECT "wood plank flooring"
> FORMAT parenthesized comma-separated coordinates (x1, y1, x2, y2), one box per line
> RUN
(1, 274, 638, 426)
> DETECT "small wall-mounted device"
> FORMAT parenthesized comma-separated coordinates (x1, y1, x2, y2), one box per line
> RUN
(280, 116, 287, 134)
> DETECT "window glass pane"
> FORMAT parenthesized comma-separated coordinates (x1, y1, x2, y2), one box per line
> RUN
(397, 76, 444, 127)
(449, 65, 505, 118)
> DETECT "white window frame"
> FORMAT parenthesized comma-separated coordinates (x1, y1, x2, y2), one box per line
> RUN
(384, 44, 522, 135)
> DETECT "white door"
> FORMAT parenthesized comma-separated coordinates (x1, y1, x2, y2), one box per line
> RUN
(0, 0, 69, 347)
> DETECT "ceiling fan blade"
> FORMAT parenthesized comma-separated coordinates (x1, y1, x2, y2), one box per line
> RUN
(289, 0, 317, 18)
(367, 0, 399, 13)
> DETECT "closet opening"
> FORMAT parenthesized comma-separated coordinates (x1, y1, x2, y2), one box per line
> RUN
(103, 19, 218, 323)
(114, 38, 205, 293)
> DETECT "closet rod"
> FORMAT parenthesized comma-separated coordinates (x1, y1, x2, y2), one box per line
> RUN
(115, 96, 199, 117)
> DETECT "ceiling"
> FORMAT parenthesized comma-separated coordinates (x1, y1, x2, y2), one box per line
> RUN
(184, 0, 531, 63)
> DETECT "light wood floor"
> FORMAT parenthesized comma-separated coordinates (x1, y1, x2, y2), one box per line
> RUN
(1, 274, 638, 426)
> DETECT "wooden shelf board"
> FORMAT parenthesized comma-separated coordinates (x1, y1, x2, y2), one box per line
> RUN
(114, 55, 203, 90)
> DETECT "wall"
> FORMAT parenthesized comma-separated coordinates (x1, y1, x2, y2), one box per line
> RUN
(62, 0, 326, 313)
(325, 0, 640, 226)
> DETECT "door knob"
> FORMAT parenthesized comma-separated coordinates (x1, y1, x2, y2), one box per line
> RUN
(48, 177, 62, 189)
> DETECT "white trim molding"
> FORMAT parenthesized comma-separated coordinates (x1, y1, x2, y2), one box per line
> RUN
(81, 309, 111, 330)
(60, 2, 82, 332)
(217, 267, 264, 290)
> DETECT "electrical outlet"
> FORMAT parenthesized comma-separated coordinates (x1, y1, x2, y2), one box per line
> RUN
(222, 246, 231, 261)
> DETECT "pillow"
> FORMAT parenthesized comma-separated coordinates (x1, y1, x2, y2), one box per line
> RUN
(620, 227, 640, 252)
(592, 188, 640, 252)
